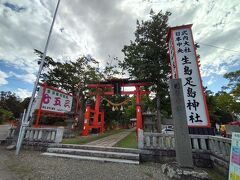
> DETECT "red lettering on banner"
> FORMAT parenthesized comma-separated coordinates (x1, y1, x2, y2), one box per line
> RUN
(53, 97, 61, 106)
(64, 100, 70, 108)
(43, 94, 51, 104)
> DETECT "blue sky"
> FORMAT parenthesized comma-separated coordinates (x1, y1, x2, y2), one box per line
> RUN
(0, 0, 239, 99)
(0, 61, 30, 90)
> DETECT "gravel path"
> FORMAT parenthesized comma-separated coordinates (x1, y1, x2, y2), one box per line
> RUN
(0, 146, 169, 180)
(86, 128, 135, 147)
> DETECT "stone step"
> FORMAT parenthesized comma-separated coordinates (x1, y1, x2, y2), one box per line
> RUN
(48, 144, 139, 154)
(47, 148, 139, 161)
(42, 152, 139, 164)
(0, 132, 8, 136)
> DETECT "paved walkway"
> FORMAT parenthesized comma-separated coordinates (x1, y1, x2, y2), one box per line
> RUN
(86, 128, 135, 147)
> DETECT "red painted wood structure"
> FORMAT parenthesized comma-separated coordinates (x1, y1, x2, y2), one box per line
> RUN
(34, 83, 79, 128)
(82, 79, 151, 136)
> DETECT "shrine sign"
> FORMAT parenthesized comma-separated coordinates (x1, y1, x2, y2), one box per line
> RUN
(35, 85, 73, 113)
(167, 24, 210, 127)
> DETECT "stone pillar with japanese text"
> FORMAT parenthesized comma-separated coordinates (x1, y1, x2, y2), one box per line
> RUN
(167, 24, 211, 129)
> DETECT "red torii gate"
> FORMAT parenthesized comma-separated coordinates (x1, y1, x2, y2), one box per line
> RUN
(82, 79, 151, 136)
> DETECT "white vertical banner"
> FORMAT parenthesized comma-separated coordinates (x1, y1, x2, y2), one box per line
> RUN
(167, 25, 210, 127)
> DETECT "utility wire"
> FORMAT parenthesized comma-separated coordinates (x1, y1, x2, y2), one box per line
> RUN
(198, 42, 240, 53)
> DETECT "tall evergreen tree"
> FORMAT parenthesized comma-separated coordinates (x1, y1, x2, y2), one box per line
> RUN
(120, 10, 172, 129)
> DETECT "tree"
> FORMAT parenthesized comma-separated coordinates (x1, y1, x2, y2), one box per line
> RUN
(205, 89, 230, 125)
(102, 95, 130, 129)
(215, 91, 240, 120)
(0, 108, 13, 124)
(35, 50, 102, 127)
(101, 62, 121, 80)
(204, 89, 218, 124)
(44, 56, 101, 93)
(120, 10, 172, 130)
(0, 91, 22, 119)
(20, 97, 31, 110)
(223, 70, 240, 99)
(102, 94, 152, 129)
(205, 86, 240, 125)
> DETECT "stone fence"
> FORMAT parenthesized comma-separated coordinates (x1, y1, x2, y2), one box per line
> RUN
(138, 130, 231, 175)
(7, 127, 64, 145)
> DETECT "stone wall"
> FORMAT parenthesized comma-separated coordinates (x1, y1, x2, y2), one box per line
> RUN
(138, 129, 231, 175)
(7, 127, 64, 148)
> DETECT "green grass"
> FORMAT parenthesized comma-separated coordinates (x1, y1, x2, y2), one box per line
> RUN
(62, 129, 124, 145)
(114, 131, 138, 149)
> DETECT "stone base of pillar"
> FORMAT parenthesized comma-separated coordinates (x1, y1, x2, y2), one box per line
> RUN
(64, 119, 75, 138)
(161, 162, 210, 180)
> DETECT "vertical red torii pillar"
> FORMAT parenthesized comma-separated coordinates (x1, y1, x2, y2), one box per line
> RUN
(82, 95, 105, 136)
(93, 94, 101, 127)
(135, 86, 143, 130)
(82, 101, 91, 136)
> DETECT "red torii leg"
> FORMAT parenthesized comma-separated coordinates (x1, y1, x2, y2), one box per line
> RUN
(82, 104, 91, 136)
(135, 86, 143, 130)
(93, 94, 101, 129)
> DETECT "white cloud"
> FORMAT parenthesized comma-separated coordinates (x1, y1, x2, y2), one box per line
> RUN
(206, 76, 216, 86)
(0, 0, 239, 92)
(0, 70, 8, 85)
(14, 88, 31, 99)
(151, 0, 240, 77)
(9, 71, 36, 84)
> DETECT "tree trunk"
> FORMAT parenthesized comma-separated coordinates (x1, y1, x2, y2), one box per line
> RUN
(78, 105, 84, 129)
(77, 94, 85, 130)
(156, 93, 162, 132)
